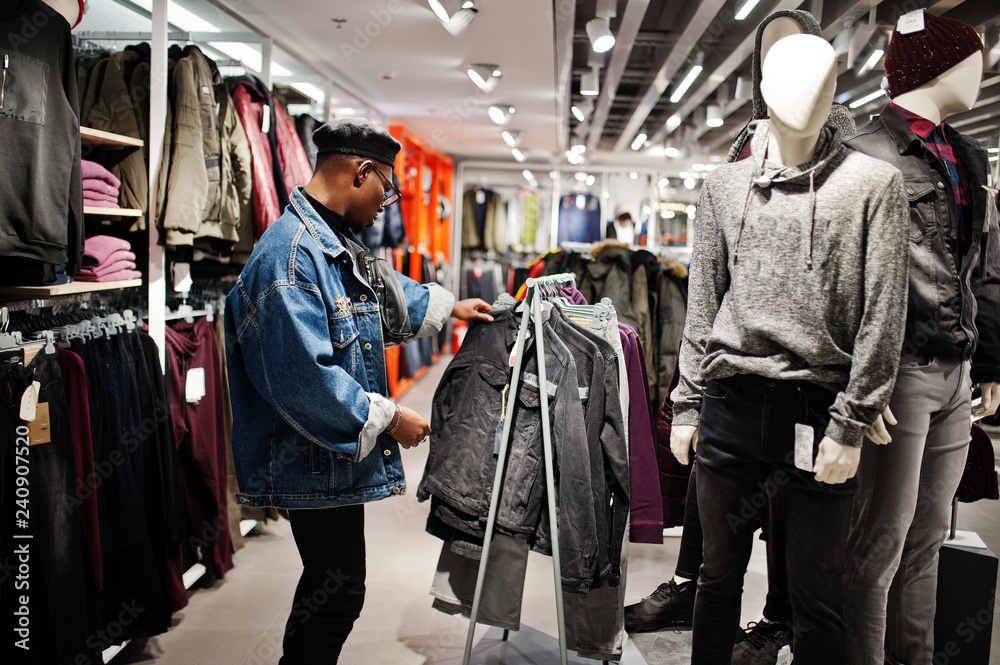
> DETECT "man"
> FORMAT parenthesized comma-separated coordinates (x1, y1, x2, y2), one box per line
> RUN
(224, 118, 492, 664)
(606, 202, 636, 245)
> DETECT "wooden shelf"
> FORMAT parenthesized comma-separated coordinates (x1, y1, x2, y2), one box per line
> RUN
(84, 206, 143, 217)
(80, 127, 144, 149)
(0, 279, 143, 298)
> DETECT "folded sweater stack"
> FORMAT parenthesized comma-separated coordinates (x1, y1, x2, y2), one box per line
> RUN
(76, 235, 142, 282)
(82, 160, 122, 209)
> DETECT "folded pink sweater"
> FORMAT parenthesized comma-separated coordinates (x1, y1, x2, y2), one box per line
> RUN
(76, 268, 142, 283)
(82, 179, 120, 197)
(81, 160, 121, 189)
(77, 256, 137, 278)
(82, 235, 132, 266)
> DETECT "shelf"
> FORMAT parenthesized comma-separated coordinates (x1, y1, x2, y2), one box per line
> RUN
(0, 279, 143, 298)
(80, 127, 144, 149)
(84, 206, 143, 217)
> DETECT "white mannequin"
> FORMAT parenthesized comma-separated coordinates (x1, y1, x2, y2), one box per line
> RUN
(672, 34, 860, 484)
(42, 0, 82, 27)
(759, 16, 805, 65)
(866, 49, 1000, 446)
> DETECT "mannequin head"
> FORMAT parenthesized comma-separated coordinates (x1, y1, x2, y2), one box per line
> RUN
(884, 12, 983, 123)
(891, 51, 983, 124)
(760, 34, 837, 165)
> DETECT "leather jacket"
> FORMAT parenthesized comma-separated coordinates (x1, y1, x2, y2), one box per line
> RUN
(847, 104, 1000, 383)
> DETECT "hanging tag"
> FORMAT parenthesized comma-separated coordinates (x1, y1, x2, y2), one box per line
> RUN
(794, 423, 815, 472)
(261, 105, 271, 133)
(185, 367, 206, 404)
(27, 402, 51, 445)
(508, 346, 517, 367)
(494, 384, 509, 454)
(776, 645, 793, 665)
(20, 381, 40, 422)
(897, 10, 925, 35)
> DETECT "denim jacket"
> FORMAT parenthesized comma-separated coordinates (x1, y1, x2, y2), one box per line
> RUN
(226, 187, 452, 509)
(847, 105, 1000, 383)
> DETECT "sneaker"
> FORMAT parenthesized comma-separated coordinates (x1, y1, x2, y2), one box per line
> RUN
(731, 620, 792, 665)
(624, 579, 695, 632)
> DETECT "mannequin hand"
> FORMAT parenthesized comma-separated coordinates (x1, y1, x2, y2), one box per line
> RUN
(813, 436, 861, 485)
(389, 405, 431, 449)
(452, 298, 494, 323)
(973, 382, 1000, 418)
(670, 425, 699, 466)
(864, 407, 897, 446)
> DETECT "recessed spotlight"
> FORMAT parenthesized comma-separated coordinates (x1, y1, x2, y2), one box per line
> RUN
(511, 148, 526, 162)
(488, 105, 516, 125)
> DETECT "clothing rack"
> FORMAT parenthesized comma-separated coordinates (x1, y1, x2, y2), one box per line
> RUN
(463, 272, 578, 665)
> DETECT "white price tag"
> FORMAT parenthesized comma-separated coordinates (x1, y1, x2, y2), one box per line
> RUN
(777, 645, 793, 665)
(897, 10, 925, 35)
(19, 381, 40, 422)
(186, 367, 207, 404)
(261, 105, 271, 133)
(794, 423, 815, 472)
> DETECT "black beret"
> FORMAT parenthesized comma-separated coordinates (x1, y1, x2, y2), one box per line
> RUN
(313, 118, 401, 166)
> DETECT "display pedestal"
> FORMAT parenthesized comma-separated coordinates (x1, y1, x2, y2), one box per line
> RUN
(934, 534, 997, 664)
(470, 625, 650, 664)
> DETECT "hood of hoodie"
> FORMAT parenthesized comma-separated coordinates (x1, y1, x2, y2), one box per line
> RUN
(733, 119, 845, 269)
(727, 10, 824, 162)
(587, 243, 634, 280)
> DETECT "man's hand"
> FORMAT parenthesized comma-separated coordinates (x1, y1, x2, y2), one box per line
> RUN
(452, 298, 494, 323)
(670, 425, 699, 466)
(813, 436, 861, 484)
(973, 382, 1000, 418)
(389, 405, 431, 449)
(864, 406, 897, 445)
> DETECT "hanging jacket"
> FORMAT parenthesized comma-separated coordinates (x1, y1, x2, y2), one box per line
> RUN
(273, 99, 312, 197)
(654, 259, 688, 409)
(655, 345, 687, 527)
(228, 75, 282, 238)
(847, 104, 1000, 383)
(161, 46, 252, 248)
(673, 120, 910, 448)
(295, 113, 320, 169)
(578, 243, 641, 335)
(0, 0, 84, 275)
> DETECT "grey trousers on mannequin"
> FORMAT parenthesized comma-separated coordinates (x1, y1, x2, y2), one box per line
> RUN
(844, 357, 972, 664)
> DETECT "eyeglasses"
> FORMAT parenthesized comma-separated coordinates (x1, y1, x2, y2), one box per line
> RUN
(371, 165, 401, 207)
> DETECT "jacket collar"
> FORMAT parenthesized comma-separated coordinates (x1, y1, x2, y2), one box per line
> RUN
(878, 102, 982, 157)
(289, 187, 348, 260)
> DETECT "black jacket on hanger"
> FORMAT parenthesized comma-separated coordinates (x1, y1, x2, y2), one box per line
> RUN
(0, 0, 84, 282)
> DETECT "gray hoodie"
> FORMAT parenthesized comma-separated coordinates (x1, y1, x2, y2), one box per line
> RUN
(671, 120, 910, 447)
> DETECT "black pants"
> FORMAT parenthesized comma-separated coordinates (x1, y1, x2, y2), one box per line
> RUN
(692, 374, 855, 665)
(280, 505, 367, 665)
(675, 461, 793, 625)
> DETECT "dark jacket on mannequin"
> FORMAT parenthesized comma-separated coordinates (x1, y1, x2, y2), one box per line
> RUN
(847, 105, 1000, 383)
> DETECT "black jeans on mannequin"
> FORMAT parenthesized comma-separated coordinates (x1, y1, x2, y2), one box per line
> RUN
(692, 374, 855, 665)
(280, 504, 367, 665)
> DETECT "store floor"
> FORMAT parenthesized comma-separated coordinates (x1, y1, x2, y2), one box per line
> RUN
(114, 357, 1000, 665)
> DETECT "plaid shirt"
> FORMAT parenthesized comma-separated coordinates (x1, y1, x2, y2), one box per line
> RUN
(891, 102, 972, 254)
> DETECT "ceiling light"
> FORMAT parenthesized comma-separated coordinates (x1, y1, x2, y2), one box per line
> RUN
(630, 133, 647, 151)
(849, 88, 885, 109)
(861, 48, 884, 73)
(565, 150, 585, 165)
(571, 105, 586, 122)
(658, 178, 669, 188)
(522, 169, 535, 182)
(706, 105, 724, 128)
(549, 170, 560, 180)
(428, 0, 479, 36)
(580, 71, 600, 96)
(502, 130, 524, 147)
(686, 204, 697, 217)
(468, 64, 501, 92)
(511, 148, 526, 162)
(833, 21, 852, 57)
(586, 17, 615, 53)
(571, 143, 586, 154)
(665, 145, 680, 158)
(428, 0, 456, 21)
(575, 171, 589, 182)
(629, 172, 638, 180)
(586, 175, 596, 186)
(734, 0, 761, 20)
(734, 76, 751, 100)
(684, 177, 697, 190)
(666, 114, 682, 131)
(488, 105, 515, 125)
(670, 64, 703, 103)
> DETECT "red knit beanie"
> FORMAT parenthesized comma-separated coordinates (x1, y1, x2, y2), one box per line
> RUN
(884, 12, 983, 98)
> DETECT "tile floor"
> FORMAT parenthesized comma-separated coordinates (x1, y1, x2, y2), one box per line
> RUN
(112, 357, 1000, 665)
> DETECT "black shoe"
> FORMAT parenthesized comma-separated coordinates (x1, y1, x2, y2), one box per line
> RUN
(731, 620, 792, 665)
(624, 579, 695, 632)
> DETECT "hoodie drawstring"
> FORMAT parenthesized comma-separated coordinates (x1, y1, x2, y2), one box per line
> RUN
(807, 170, 816, 270)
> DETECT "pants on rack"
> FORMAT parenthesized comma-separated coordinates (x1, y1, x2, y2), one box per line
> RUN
(693, 374, 854, 665)
(844, 357, 971, 664)
(281, 505, 367, 665)
(0, 351, 88, 665)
